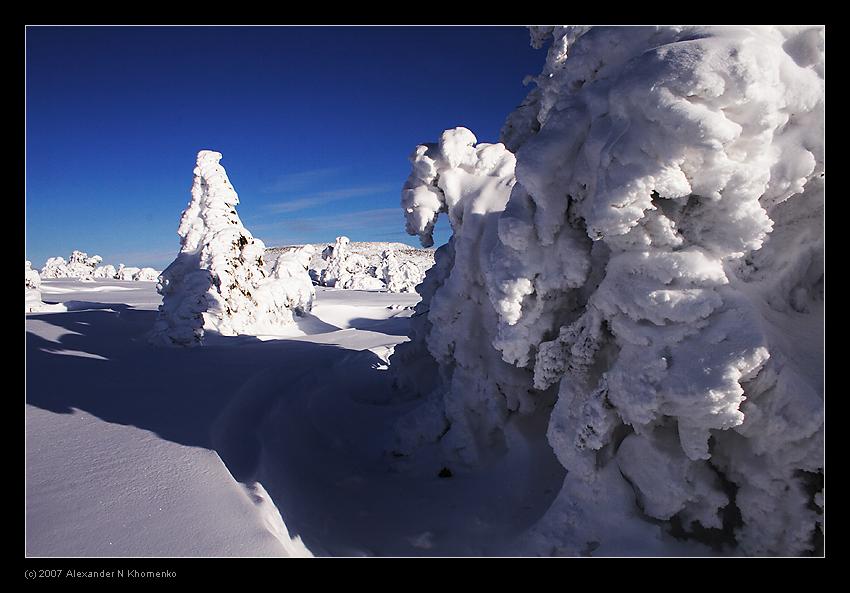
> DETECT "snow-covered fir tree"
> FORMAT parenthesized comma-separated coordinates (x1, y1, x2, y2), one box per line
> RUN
(150, 150, 313, 346)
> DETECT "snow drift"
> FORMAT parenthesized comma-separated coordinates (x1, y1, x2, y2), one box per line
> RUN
(150, 150, 314, 346)
(392, 26, 824, 556)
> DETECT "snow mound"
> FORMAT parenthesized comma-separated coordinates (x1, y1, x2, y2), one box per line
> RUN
(392, 26, 824, 556)
(150, 150, 313, 346)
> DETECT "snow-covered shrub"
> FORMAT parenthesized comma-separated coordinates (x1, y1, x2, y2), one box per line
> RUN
(379, 249, 423, 293)
(261, 245, 316, 315)
(26, 260, 65, 313)
(93, 264, 117, 279)
(392, 26, 824, 556)
(25, 260, 42, 311)
(25, 260, 41, 290)
(317, 236, 384, 289)
(150, 150, 312, 346)
(40, 256, 67, 279)
(40, 251, 103, 280)
(133, 267, 160, 282)
(115, 265, 141, 281)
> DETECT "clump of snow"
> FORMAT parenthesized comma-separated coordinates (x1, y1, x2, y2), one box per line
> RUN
(150, 150, 313, 346)
(379, 249, 423, 293)
(392, 26, 824, 556)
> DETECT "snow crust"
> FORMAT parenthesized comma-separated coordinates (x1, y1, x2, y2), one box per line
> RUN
(392, 26, 824, 556)
(150, 150, 313, 346)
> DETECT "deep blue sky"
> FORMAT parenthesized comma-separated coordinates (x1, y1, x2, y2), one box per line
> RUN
(26, 26, 545, 269)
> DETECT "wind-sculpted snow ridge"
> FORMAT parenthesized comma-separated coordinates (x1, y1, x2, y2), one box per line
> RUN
(392, 26, 824, 556)
(150, 150, 313, 346)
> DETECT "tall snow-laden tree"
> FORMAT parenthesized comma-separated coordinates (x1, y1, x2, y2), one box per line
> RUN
(150, 150, 312, 346)
(392, 26, 824, 556)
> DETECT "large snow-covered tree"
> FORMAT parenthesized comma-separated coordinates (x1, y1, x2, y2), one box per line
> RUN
(392, 26, 824, 556)
(150, 150, 313, 346)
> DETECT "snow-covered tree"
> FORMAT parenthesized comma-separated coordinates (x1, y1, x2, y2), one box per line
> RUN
(40, 251, 103, 280)
(318, 236, 383, 289)
(40, 257, 67, 279)
(261, 245, 316, 315)
(93, 264, 117, 279)
(115, 265, 141, 280)
(379, 249, 424, 293)
(150, 150, 312, 346)
(392, 26, 824, 556)
(25, 260, 42, 311)
(133, 267, 160, 282)
(26, 260, 65, 313)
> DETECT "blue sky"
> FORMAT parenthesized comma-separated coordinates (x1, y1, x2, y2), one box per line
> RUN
(26, 26, 545, 269)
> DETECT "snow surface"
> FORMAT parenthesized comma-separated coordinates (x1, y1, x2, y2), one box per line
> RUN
(27, 280, 576, 556)
(392, 25, 824, 556)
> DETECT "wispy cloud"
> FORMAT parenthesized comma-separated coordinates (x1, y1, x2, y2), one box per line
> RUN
(254, 207, 409, 246)
(259, 167, 347, 194)
(265, 183, 398, 214)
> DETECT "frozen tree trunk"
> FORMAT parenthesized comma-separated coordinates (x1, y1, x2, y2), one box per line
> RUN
(150, 150, 311, 346)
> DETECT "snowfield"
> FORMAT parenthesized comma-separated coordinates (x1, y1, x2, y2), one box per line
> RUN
(26, 279, 572, 556)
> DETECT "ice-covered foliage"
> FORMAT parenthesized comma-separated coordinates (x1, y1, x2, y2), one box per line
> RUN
(150, 150, 312, 346)
(115, 265, 141, 281)
(379, 249, 424, 293)
(40, 251, 103, 280)
(25, 260, 41, 290)
(263, 245, 316, 315)
(317, 236, 385, 290)
(93, 264, 117, 279)
(392, 26, 824, 556)
(26, 260, 65, 313)
(394, 127, 524, 459)
(25, 260, 42, 311)
(133, 267, 160, 282)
